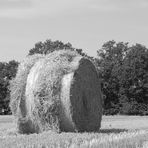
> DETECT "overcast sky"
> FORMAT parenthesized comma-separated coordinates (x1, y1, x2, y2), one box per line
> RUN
(0, 0, 148, 62)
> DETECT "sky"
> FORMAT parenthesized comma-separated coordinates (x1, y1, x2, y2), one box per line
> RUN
(0, 0, 148, 62)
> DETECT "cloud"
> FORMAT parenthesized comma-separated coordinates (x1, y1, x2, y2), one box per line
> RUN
(88, 0, 148, 12)
(0, 0, 31, 9)
(0, 0, 148, 19)
(0, 0, 90, 19)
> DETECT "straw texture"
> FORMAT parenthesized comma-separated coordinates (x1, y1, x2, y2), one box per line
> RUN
(10, 50, 102, 133)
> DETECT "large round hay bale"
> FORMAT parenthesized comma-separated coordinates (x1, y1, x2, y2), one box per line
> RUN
(10, 50, 102, 133)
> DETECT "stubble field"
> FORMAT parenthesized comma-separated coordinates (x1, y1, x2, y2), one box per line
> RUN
(0, 115, 148, 148)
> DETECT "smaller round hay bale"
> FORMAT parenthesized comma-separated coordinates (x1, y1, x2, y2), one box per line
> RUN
(10, 50, 102, 133)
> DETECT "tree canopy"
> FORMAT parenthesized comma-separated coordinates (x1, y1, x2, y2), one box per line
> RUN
(28, 40, 73, 55)
(28, 39, 89, 57)
(0, 60, 18, 114)
(97, 41, 148, 115)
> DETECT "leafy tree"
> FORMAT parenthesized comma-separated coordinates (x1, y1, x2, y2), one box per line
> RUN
(28, 39, 90, 58)
(97, 40, 148, 115)
(120, 44, 148, 115)
(97, 40, 129, 114)
(28, 40, 73, 55)
(0, 60, 18, 115)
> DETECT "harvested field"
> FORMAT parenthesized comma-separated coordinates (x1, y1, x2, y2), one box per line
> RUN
(0, 115, 148, 148)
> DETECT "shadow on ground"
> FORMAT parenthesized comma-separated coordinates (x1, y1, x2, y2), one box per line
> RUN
(100, 128, 128, 134)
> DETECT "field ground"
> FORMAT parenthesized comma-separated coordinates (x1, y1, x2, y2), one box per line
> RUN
(1, 115, 148, 148)
(102, 116, 148, 130)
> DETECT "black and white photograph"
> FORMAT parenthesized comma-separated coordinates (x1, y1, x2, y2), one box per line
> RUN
(0, 0, 148, 147)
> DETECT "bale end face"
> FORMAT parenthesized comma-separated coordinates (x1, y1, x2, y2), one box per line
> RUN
(60, 58, 102, 132)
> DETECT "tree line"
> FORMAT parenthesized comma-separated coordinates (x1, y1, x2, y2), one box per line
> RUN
(0, 39, 148, 115)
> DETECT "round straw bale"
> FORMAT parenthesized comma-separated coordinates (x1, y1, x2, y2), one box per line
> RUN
(10, 50, 102, 133)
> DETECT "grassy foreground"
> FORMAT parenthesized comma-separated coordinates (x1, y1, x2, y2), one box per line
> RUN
(0, 116, 148, 148)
